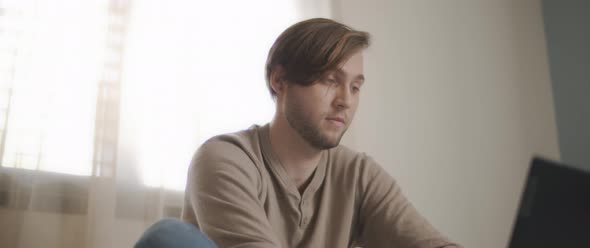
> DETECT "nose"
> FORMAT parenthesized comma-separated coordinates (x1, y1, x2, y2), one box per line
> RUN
(333, 84, 353, 110)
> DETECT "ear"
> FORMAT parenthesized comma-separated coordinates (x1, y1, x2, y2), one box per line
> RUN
(270, 65, 286, 97)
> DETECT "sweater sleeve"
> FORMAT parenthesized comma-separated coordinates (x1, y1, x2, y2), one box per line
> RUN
(356, 156, 462, 248)
(181, 137, 281, 248)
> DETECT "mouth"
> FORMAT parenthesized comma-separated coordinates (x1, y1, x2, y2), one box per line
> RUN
(326, 116, 346, 127)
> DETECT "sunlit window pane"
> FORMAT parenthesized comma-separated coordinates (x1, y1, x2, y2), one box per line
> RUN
(122, 1, 301, 190)
(0, 0, 319, 192)
(1, 0, 109, 176)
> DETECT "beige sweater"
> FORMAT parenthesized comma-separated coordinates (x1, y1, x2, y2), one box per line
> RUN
(181, 124, 461, 248)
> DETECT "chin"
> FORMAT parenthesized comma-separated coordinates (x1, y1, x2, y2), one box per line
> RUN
(316, 142, 339, 150)
(319, 133, 345, 149)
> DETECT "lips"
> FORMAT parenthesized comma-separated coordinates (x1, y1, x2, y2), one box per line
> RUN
(326, 116, 346, 125)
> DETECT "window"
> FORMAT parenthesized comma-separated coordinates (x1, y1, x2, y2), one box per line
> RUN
(124, 1, 297, 190)
(1, 0, 312, 191)
(0, 0, 111, 176)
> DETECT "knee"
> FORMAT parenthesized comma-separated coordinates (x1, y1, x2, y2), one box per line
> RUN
(149, 218, 194, 233)
(135, 218, 216, 248)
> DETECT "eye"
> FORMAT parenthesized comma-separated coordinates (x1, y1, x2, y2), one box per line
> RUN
(320, 77, 339, 88)
(352, 85, 361, 93)
(324, 78, 337, 84)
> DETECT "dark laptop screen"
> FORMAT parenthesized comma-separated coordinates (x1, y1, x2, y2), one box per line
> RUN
(508, 157, 590, 248)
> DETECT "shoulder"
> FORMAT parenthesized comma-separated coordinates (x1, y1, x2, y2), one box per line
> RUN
(328, 145, 385, 181)
(189, 125, 265, 183)
(195, 125, 264, 163)
(330, 145, 378, 170)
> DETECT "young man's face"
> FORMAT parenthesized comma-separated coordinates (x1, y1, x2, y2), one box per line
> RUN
(282, 50, 365, 150)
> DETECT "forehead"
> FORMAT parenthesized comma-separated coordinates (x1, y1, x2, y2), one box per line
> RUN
(330, 51, 364, 80)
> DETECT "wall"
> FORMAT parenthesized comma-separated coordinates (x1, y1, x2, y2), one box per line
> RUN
(336, 1, 560, 247)
(542, 0, 590, 170)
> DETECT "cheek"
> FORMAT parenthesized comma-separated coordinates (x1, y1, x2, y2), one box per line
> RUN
(289, 84, 334, 118)
(287, 90, 324, 119)
(307, 86, 333, 107)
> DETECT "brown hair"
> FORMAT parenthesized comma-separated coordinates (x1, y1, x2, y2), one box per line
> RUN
(265, 18, 370, 98)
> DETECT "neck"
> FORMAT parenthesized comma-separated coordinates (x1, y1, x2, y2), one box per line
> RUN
(268, 113, 322, 190)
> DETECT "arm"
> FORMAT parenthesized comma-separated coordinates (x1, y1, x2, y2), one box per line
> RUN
(183, 138, 281, 248)
(357, 156, 462, 248)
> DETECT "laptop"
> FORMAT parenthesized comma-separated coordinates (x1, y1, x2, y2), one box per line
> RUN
(508, 157, 590, 248)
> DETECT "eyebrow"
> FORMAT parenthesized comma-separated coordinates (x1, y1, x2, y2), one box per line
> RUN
(332, 69, 365, 83)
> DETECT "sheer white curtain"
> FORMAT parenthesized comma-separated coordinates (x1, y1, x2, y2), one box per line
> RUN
(0, 1, 330, 247)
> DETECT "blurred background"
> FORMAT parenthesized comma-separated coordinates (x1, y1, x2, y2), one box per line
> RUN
(0, 0, 587, 247)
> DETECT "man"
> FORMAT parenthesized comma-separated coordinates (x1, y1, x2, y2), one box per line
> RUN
(137, 18, 461, 248)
